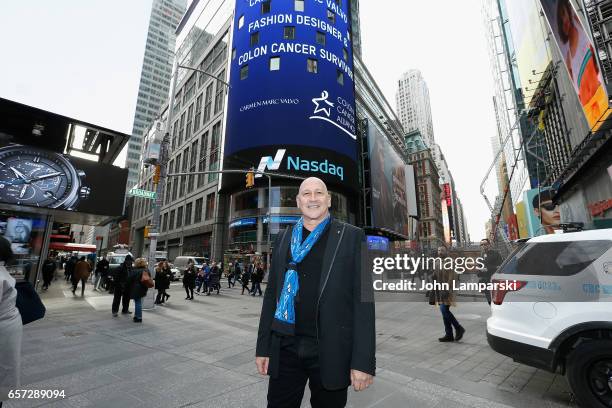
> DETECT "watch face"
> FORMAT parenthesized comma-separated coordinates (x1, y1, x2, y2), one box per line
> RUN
(0, 146, 78, 208)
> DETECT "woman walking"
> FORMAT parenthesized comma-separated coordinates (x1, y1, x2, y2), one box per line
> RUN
(154, 261, 171, 305)
(126, 258, 151, 323)
(429, 246, 465, 342)
(183, 261, 197, 300)
(0, 236, 21, 406)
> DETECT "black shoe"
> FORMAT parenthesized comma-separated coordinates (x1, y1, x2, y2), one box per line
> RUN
(112, 313, 118, 317)
(185, 297, 190, 300)
(133, 317, 142, 323)
(455, 327, 465, 342)
(438, 335, 454, 342)
(121, 310, 132, 314)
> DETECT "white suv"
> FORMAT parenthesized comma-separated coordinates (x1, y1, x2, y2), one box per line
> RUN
(487, 228, 612, 408)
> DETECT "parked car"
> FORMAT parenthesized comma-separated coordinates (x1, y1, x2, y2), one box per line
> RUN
(169, 263, 181, 281)
(173, 256, 208, 271)
(486, 228, 612, 408)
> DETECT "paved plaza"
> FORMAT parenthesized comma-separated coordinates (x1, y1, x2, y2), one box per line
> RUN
(4, 275, 575, 408)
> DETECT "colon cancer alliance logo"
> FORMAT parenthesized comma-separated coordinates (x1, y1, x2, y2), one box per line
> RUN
(309, 90, 356, 140)
(256, 149, 344, 181)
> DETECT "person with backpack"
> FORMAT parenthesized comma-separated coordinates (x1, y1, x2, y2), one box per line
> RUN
(126, 258, 152, 323)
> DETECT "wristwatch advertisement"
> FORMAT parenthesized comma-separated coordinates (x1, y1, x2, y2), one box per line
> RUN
(0, 143, 127, 216)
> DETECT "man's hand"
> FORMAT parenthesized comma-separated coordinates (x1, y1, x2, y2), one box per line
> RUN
(350, 369, 373, 392)
(255, 356, 269, 375)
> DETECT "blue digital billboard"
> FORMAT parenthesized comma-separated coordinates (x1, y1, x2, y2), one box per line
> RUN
(223, 0, 358, 191)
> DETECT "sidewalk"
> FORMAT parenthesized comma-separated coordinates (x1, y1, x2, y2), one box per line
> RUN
(4, 276, 575, 408)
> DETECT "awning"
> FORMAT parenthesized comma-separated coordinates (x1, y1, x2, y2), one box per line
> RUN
(48, 243, 97, 253)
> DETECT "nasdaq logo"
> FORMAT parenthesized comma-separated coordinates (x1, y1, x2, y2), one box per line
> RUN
(255, 149, 286, 178)
(256, 149, 344, 181)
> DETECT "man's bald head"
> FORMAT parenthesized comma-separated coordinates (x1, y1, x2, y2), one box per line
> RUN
(296, 177, 331, 226)
(299, 177, 328, 194)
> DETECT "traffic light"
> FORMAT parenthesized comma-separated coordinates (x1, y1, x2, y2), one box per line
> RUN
(246, 170, 255, 188)
(153, 165, 161, 184)
(144, 226, 150, 238)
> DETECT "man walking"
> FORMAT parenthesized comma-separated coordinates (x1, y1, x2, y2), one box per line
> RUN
(111, 255, 133, 317)
(41, 256, 56, 290)
(479, 238, 503, 305)
(256, 177, 375, 408)
(93, 256, 109, 291)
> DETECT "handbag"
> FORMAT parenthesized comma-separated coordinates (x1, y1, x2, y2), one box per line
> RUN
(15, 280, 46, 325)
(141, 270, 154, 288)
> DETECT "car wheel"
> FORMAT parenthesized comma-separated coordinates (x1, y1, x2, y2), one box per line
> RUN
(567, 339, 612, 408)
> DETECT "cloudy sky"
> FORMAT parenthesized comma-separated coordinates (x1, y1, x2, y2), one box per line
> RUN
(0, 0, 497, 239)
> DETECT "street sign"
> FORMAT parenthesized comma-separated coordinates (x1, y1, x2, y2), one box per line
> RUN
(128, 188, 157, 199)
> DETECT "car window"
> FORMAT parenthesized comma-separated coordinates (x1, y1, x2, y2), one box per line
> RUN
(194, 257, 207, 265)
(109, 256, 125, 264)
(498, 240, 611, 276)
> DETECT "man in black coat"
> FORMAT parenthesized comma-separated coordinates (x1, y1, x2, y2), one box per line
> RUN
(479, 238, 503, 305)
(256, 177, 375, 408)
(111, 255, 133, 317)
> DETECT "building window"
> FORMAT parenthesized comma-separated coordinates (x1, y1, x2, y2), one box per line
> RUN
(176, 206, 183, 228)
(185, 103, 194, 140)
(169, 210, 175, 231)
(250, 31, 259, 47)
(214, 70, 225, 113)
(307, 58, 318, 73)
(270, 56, 280, 71)
(343, 48, 348, 61)
(316, 31, 326, 46)
(327, 9, 335, 24)
(203, 83, 213, 123)
(238, 15, 244, 29)
(162, 213, 168, 232)
(205, 193, 215, 220)
(240, 65, 249, 80)
(185, 202, 192, 225)
(261, 0, 271, 14)
(194, 94, 202, 133)
(194, 198, 203, 223)
(178, 112, 185, 146)
(295, 0, 304, 11)
(208, 122, 221, 183)
(337, 70, 344, 85)
(284, 26, 295, 40)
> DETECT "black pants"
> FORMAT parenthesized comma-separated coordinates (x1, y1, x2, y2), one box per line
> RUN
(267, 336, 348, 408)
(112, 284, 130, 313)
(185, 287, 194, 298)
(72, 278, 86, 296)
(155, 289, 165, 304)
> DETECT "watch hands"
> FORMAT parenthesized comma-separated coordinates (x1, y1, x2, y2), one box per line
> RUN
(30, 172, 62, 181)
(10, 167, 30, 183)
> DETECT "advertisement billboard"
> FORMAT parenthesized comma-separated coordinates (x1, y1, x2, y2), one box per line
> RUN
(367, 124, 410, 237)
(223, 0, 358, 191)
(0, 143, 128, 216)
(524, 187, 561, 236)
(539, 0, 611, 130)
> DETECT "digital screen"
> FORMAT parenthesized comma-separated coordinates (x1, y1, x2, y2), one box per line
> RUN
(367, 235, 389, 252)
(0, 143, 128, 216)
(223, 0, 358, 191)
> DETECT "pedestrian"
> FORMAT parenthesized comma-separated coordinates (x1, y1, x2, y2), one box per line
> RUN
(208, 261, 220, 295)
(154, 261, 171, 305)
(64, 255, 76, 282)
(111, 255, 133, 317)
(429, 246, 465, 342)
(234, 262, 242, 285)
(0, 236, 22, 406)
(41, 256, 56, 290)
(183, 261, 196, 300)
(93, 256, 109, 291)
(479, 238, 503, 305)
(256, 177, 375, 407)
(240, 265, 251, 295)
(72, 256, 92, 297)
(196, 263, 209, 294)
(126, 258, 151, 323)
(227, 262, 235, 288)
(251, 263, 263, 296)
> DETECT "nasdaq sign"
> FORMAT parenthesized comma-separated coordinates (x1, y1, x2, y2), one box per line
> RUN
(223, 0, 358, 191)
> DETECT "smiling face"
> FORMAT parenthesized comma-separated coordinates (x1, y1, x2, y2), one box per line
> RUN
(296, 177, 331, 225)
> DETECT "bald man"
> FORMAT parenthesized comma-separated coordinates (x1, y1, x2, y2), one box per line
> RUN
(256, 177, 376, 408)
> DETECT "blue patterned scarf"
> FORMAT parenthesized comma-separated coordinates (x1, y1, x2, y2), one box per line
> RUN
(271, 216, 330, 336)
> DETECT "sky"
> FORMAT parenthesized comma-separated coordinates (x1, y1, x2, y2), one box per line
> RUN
(359, 0, 497, 240)
(0, 0, 497, 240)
